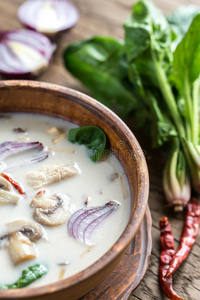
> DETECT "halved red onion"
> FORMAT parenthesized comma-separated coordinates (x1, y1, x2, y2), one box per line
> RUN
(18, 0, 79, 36)
(67, 201, 120, 246)
(0, 141, 43, 161)
(5, 151, 49, 172)
(0, 29, 56, 78)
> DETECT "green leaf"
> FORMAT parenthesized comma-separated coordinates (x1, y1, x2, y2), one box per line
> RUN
(0, 264, 48, 289)
(172, 14, 200, 91)
(68, 126, 106, 162)
(124, 0, 173, 88)
(124, 0, 171, 57)
(63, 36, 136, 118)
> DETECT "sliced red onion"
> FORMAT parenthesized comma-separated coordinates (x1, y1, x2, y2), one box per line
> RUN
(5, 151, 49, 172)
(67, 201, 120, 245)
(18, 0, 79, 36)
(0, 29, 56, 78)
(0, 141, 43, 162)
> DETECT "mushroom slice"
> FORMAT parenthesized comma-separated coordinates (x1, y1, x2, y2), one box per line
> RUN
(0, 190, 20, 205)
(8, 232, 37, 265)
(0, 176, 11, 191)
(6, 219, 45, 242)
(33, 193, 75, 226)
(27, 163, 79, 189)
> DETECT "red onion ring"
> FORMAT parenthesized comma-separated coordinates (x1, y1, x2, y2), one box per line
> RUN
(67, 201, 120, 245)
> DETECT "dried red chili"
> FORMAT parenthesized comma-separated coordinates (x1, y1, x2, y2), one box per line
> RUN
(159, 216, 184, 300)
(166, 198, 200, 277)
(2, 173, 25, 195)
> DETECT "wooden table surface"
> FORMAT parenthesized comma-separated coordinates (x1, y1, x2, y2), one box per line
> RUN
(1, 1, 200, 299)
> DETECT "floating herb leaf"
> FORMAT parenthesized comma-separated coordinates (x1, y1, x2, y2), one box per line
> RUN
(0, 264, 48, 289)
(68, 126, 106, 162)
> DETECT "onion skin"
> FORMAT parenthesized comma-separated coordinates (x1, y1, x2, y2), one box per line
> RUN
(67, 201, 120, 245)
(18, 0, 79, 36)
(0, 29, 56, 79)
(0, 141, 43, 162)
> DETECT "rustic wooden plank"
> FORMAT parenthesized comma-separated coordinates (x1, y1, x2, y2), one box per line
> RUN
(0, 1, 200, 300)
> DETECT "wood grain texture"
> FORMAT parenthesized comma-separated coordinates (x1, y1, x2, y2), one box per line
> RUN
(0, 1, 200, 299)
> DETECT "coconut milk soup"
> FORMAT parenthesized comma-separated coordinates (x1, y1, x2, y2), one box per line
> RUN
(0, 113, 130, 288)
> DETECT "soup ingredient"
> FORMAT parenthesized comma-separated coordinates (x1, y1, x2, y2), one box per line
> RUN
(18, 0, 79, 36)
(1, 219, 45, 264)
(27, 163, 79, 189)
(31, 190, 55, 209)
(13, 128, 26, 133)
(67, 201, 120, 245)
(46, 127, 60, 135)
(6, 219, 45, 242)
(0, 176, 11, 191)
(68, 126, 106, 162)
(2, 173, 25, 195)
(59, 268, 65, 280)
(166, 198, 200, 277)
(0, 190, 20, 205)
(8, 232, 37, 264)
(52, 133, 67, 145)
(0, 141, 43, 161)
(159, 217, 183, 300)
(31, 192, 75, 226)
(0, 264, 48, 289)
(0, 29, 56, 79)
(63, 1, 200, 210)
(5, 151, 50, 172)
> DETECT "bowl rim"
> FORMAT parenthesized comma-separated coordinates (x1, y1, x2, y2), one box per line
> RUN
(0, 80, 149, 298)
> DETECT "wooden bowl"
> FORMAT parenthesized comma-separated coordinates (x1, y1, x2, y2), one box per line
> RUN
(0, 80, 149, 300)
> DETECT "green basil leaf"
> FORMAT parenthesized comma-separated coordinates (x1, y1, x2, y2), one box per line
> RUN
(68, 126, 106, 162)
(63, 36, 136, 118)
(0, 264, 48, 289)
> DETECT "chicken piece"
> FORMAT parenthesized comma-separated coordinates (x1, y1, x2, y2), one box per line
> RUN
(31, 192, 75, 226)
(30, 190, 55, 209)
(0, 190, 20, 205)
(8, 232, 37, 265)
(27, 163, 78, 189)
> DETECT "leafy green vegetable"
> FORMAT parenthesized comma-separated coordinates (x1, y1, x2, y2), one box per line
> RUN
(68, 126, 106, 162)
(124, 0, 181, 146)
(124, 0, 172, 88)
(64, 0, 200, 209)
(0, 264, 48, 289)
(172, 15, 200, 90)
(63, 36, 136, 118)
